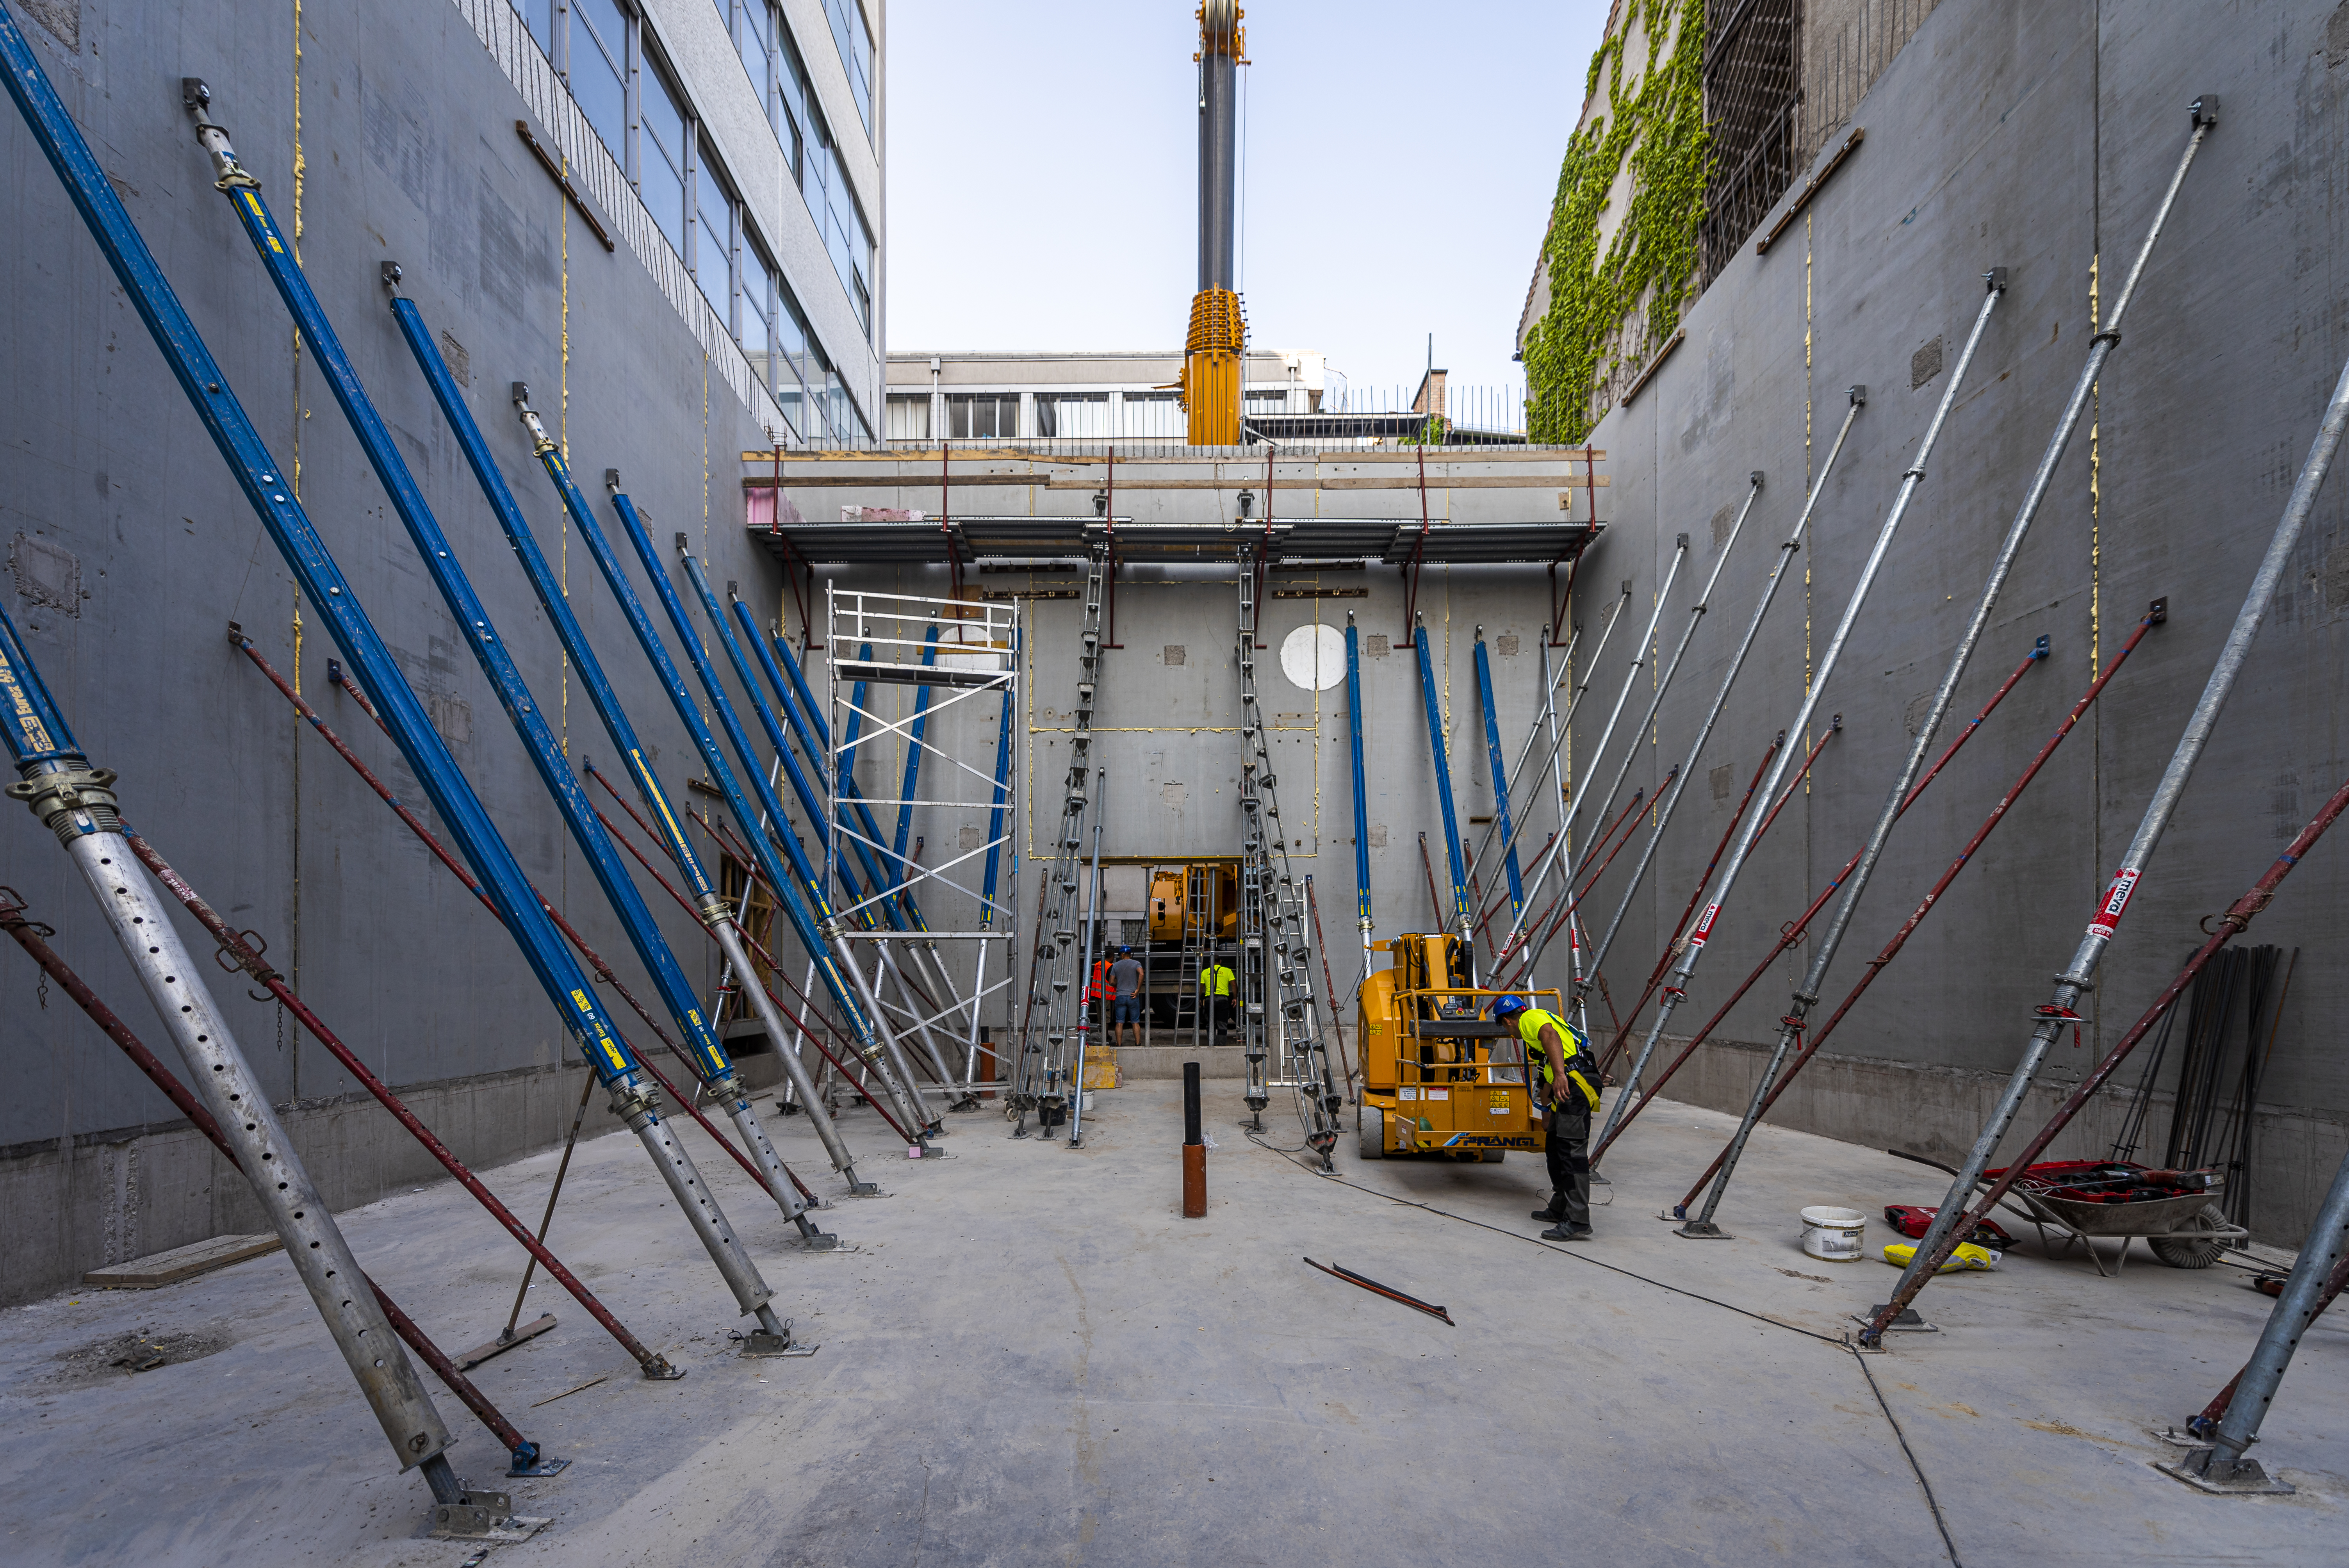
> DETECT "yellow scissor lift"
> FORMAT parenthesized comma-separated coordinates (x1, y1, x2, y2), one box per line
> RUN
(1356, 932, 1561, 1162)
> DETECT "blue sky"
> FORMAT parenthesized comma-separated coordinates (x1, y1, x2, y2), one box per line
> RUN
(884, 0, 1612, 413)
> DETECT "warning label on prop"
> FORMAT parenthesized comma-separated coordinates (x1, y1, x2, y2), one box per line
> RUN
(1688, 903, 1722, 948)
(2088, 868, 2141, 939)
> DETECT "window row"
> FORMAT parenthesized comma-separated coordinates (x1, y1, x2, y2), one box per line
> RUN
(512, 0, 872, 444)
(714, 0, 876, 334)
(886, 393, 1203, 442)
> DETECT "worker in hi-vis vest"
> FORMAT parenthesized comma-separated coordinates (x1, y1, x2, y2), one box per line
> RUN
(1491, 994, 1600, 1240)
(1200, 960, 1235, 1039)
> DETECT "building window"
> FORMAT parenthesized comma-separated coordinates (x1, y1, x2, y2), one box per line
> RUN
(1035, 393, 1109, 439)
(802, 109, 875, 337)
(1117, 393, 1182, 439)
(1700, 0, 1800, 286)
(513, 0, 555, 61)
(886, 395, 932, 440)
(946, 394, 1019, 440)
(820, 0, 875, 139)
(569, 0, 633, 165)
(639, 60, 690, 259)
(692, 141, 739, 326)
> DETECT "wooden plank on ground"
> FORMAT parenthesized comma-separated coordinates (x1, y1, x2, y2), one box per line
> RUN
(451, 1313, 558, 1371)
(82, 1233, 283, 1289)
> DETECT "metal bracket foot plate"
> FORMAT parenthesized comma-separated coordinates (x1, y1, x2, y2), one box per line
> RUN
(506, 1454, 571, 1477)
(737, 1321, 819, 1358)
(1674, 1221, 1733, 1240)
(428, 1491, 552, 1541)
(1853, 1307, 1937, 1333)
(2155, 1452, 2293, 1495)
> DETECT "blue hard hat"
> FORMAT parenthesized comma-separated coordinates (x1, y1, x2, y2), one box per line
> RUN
(1489, 995, 1529, 1020)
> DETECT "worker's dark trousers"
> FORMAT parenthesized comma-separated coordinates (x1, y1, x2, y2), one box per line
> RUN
(1545, 1103, 1592, 1229)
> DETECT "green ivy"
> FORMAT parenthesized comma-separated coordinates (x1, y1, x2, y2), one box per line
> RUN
(1522, 0, 1708, 444)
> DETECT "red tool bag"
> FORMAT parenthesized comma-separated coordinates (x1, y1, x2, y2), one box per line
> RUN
(1884, 1205, 2015, 1249)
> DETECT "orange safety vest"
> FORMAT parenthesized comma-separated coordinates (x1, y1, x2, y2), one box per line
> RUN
(1087, 958, 1109, 1002)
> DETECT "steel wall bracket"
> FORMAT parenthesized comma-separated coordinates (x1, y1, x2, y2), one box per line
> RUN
(428, 1490, 552, 1541)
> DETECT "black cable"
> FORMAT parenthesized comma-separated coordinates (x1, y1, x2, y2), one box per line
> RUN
(1854, 1340, 1965, 1566)
(1265, 1150, 1964, 1565)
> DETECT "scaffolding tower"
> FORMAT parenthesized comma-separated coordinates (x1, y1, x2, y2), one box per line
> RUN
(824, 586, 1020, 1105)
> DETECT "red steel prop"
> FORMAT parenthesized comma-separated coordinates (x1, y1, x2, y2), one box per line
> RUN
(1880, 763, 2349, 1319)
(1671, 608, 2160, 1211)
(1591, 645, 2041, 1161)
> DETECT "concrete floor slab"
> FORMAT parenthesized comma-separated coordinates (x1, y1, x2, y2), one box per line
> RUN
(2, 1081, 2343, 1566)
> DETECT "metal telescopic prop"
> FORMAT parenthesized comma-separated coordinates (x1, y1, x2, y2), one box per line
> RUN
(8, 39, 781, 1354)
(1410, 615, 1477, 976)
(390, 310, 826, 1240)
(1344, 612, 1374, 1014)
(1472, 629, 1526, 920)
(2169, 1143, 2349, 1493)
(686, 567, 954, 1105)
(126, 817, 683, 1374)
(1068, 772, 1106, 1148)
(1520, 467, 1768, 1015)
(176, 89, 794, 1346)
(866, 619, 969, 1089)
(970, 638, 1019, 1086)
(733, 594, 987, 1098)
(1551, 474, 1764, 947)
(1931, 770, 2349, 1436)
(1496, 542, 1688, 971)
(1645, 274, 2009, 1242)
(1465, 620, 1582, 885)
(1678, 615, 2154, 1213)
(0, 890, 563, 1482)
(1474, 588, 1632, 937)
(0, 608, 458, 1497)
(1599, 646, 2023, 1159)
(1872, 344, 2349, 1343)
(594, 482, 930, 1147)
(1741, 110, 2221, 1254)
(1535, 633, 1592, 1035)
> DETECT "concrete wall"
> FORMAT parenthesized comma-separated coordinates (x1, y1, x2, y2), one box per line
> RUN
(1560, 0, 2349, 1245)
(0, 0, 809, 1302)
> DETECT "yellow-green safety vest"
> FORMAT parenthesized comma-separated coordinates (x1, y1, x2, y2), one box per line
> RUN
(1516, 1008, 1599, 1111)
(1201, 964, 1234, 996)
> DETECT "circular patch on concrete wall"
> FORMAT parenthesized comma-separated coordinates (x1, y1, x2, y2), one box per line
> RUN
(1279, 623, 1346, 691)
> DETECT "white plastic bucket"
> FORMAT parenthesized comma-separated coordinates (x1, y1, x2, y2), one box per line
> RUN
(1800, 1205, 1868, 1261)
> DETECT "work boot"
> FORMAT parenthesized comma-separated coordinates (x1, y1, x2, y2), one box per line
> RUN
(1531, 1194, 1567, 1223)
(1541, 1223, 1594, 1242)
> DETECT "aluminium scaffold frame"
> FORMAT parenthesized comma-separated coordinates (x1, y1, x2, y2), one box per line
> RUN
(822, 586, 1023, 1106)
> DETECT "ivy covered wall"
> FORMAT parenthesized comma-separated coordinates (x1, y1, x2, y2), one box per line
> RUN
(1521, 0, 1708, 444)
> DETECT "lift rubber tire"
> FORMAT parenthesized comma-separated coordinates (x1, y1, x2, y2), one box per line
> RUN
(2149, 1203, 2230, 1270)
(1358, 1107, 1385, 1162)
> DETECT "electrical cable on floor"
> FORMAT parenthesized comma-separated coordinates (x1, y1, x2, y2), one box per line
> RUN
(1262, 1149, 1962, 1566)
(1852, 1340, 1966, 1566)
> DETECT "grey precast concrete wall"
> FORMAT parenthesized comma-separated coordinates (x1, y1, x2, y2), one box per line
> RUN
(0, 1, 799, 1301)
(1554, 0, 2349, 1244)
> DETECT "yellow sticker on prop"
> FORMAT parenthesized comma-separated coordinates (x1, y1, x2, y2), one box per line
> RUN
(571, 988, 593, 1013)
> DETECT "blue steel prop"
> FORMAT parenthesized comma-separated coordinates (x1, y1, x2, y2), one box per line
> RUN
(732, 593, 991, 1095)
(9, 43, 783, 1349)
(384, 301, 841, 1225)
(681, 564, 961, 1093)
(608, 492, 936, 1139)
(576, 473, 925, 1149)
(1472, 628, 1525, 922)
(1410, 614, 1474, 976)
(171, 84, 803, 1339)
(0, 595, 466, 1494)
(1344, 611, 1373, 991)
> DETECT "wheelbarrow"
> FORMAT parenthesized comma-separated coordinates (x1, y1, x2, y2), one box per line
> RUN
(1888, 1151, 2245, 1277)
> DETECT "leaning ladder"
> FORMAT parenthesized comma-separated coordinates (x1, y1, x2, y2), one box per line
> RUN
(1235, 544, 1345, 1161)
(1018, 544, 1107, 1138)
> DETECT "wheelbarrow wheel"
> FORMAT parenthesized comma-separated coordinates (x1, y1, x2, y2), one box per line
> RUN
(2149, 1203, 2230, 1269)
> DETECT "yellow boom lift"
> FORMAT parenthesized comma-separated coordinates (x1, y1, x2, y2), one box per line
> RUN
(1356, 932, 1560, 1162)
